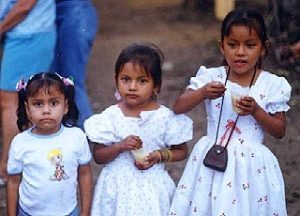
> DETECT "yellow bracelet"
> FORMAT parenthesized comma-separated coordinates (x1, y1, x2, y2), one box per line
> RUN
(156, 150, 163, 163)
(166, 149, 173, 162)
(158, 149, 173, 162)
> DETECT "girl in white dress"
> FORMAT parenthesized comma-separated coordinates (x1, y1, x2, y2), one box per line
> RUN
(84, 44, 193, 216)
(169, 9, 291, 216)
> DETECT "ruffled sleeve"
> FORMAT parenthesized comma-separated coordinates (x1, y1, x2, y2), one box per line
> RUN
(84, 110, 116, 145)
(266, 76, 291, 114)
(164, 114, 193, 146)
(187, 66, 214, 90)
(7, 139, 23, 175)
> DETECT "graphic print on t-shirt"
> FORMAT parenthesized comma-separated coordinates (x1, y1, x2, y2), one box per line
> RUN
(47, 148, 69, 181)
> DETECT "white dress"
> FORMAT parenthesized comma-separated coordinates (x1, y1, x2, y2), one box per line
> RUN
(169, 66, 291, 216)
(84, 105, 193, 216)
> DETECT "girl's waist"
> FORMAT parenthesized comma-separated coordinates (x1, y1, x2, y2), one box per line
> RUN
(205, 133, 264, 147)
(105, 159, 166, 172)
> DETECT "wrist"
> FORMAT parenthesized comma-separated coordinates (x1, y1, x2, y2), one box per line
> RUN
(156, 149, 173, 163)
(198, 87, 207, 100)
(114, 142, 123, 153)
(252, 103, 260, 116)
(155, 150, 163, 163)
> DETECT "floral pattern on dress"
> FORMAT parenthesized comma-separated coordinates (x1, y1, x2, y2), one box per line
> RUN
(169, 66, 291, 216)
(84, 105, 193, 216)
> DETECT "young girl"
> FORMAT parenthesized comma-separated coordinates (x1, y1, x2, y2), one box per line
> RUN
(7, 72, 92, 216)
(84, 44, 193, 216)
(169, 9, 291, 216)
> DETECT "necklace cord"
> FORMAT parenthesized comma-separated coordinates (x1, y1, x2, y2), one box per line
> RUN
(214, 67, 257, 150)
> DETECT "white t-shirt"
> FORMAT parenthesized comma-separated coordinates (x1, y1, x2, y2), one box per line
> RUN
(7, 125, 92, 216)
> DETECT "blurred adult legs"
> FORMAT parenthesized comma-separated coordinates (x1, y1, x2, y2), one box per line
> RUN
(53, 1, 99, 128)
(0, 91, 18, 182)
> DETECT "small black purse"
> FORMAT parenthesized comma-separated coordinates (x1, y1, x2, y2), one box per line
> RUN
(203, 115, 239, 172)
(203, 67, 256, 172)
(203, 144, 228, 172)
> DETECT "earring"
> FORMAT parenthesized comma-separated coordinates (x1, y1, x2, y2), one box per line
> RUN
(114, 89, 122, 101)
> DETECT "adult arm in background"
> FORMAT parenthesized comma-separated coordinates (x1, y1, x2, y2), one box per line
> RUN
(0, 0, 37, 36)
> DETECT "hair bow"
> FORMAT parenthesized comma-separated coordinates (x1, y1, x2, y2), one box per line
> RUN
(62, 77, 74, 86)
(55, 72, 74, 86)
(16, 79, 27, 91)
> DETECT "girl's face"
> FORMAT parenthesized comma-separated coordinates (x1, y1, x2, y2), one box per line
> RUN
(25, 86, 68, 135)
(117, 62, 158, 109)
(220, 25, 266, 77)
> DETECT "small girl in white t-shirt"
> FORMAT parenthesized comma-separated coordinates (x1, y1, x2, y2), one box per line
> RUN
(84, 43, 193, 216)
(7, 72, 92, 216)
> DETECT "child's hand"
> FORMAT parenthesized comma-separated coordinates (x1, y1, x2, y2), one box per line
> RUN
(236, 96, 259, 115)
(117, 135, 142, 152)
(134, 151, 161, 170)
(203, 81, 226, 99)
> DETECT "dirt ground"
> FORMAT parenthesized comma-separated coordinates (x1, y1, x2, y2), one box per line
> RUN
(1, 1, 299, 215)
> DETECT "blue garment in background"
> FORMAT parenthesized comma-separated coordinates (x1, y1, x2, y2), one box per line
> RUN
(0, 31, 56, 91)
(0, 0, 56, 36)
(53, 0, 99, 128)
(0, 0, 56, 91)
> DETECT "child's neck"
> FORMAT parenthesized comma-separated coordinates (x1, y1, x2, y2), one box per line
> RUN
(119, 101, 160, 117)
(228, 68, 261, 87)
(31, 124, 62, 135)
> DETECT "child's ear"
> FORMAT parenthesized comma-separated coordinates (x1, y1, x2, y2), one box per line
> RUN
(261, 40, 270, 57)
(64, 99, 69, 115)
(153, 85, 160, 94)
(218, 40, 225, 55)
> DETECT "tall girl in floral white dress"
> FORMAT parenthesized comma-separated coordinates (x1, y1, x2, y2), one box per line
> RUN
(169, 9, 291, 216)
(84, 44, 193, 216)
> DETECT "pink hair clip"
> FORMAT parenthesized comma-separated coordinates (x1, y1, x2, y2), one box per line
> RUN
(62, 77, 74, 86)
(16, 79, 27, 91)
(55, 72, 74, 86)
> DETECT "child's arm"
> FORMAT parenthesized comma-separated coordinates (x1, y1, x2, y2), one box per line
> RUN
(93, 135, 142, 164)
(78, 163, 92, 216)
(135, 143, 188, 170)
(7, 174, 21, 216)
(238, 96, 286, 138)
(174, 82, 226, 114)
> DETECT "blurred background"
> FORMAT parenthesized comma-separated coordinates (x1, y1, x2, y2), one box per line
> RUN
(1, 0, 299, 215)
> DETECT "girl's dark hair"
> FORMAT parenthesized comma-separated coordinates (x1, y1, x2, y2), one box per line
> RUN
(115, 43, 164, 93)
(221, 9, 269, 67)
(17, 72, 79, 131)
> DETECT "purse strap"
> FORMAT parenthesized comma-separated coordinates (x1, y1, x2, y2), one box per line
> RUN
(214, 67, 257, 151)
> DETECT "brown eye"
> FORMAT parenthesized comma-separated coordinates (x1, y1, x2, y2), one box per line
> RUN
(33, 101, 42, 107)
(246, 43, 256, 48)
(139, 79, 148, 84)
(227, 42, 237, 48)
(120, 77, 130, 82)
